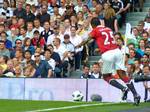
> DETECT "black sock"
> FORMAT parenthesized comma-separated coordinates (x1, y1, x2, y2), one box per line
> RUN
(126, 81, 137, 97)
(109, 79, 126, 91)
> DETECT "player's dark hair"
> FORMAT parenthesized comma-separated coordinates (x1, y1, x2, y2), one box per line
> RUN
(91, 17, 100, 28)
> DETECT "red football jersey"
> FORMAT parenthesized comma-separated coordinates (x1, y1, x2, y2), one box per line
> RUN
(90, 26, 118, 54)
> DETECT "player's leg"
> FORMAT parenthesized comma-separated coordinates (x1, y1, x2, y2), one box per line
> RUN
(101, 50, 128, 99)
(115, 49, 140, 105)
(117, 70, 141, 105)
(103, 73, 127, 93)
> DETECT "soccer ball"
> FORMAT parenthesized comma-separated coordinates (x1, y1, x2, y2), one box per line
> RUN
(72, 90, 84, 101)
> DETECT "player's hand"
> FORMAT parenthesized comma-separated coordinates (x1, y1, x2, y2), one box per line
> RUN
(94, 48, 99, 53)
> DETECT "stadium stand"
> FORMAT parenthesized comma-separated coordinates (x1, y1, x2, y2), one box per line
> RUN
(0, 0, 149, 79)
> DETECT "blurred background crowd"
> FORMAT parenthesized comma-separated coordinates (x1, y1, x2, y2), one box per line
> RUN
(0, 0, 149, 80)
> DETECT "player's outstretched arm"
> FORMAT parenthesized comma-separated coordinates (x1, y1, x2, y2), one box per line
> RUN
(76, 34, 93, 48)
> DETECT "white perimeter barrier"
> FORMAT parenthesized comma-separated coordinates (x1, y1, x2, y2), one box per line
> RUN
(0, 78, 148, 102)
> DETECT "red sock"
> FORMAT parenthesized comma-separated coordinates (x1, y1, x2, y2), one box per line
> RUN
(121, 76, 130, 83)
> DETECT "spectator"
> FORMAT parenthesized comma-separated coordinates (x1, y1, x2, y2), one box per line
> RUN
(10, 39, 24, 58)
(140, 53, 150, 69)
(31, 30, 45, 48)
(0, 24, 5, 34)
(103, 2, 118, 32)
(14, 65, 25, 77)
(31, 5, 38, 16)
(77, 11, 84, 24)
(18, 26, 27, 41)
(13, 1, 26, 19)
(36, 4, 50, 25)
(90, 0, 99, 12)
(59, 0, 66, 16)
(62, 4, 76, 20)
(12, 57, 20, 67)
(0, 55, 8, 71)
(77, 19, 91, 62)
(80, 64, 92, 79)
(142, 31, 150, 46)
(10, 16, 19, 29)
(74, 0, 83, 13)
(15, 49, 24, 64)
(48, 0, 60, 16)
(23, 38, 35, 55)
(136, 39, 145, 57)
(62, 34, 75, 70)
(127, 43, 142, 59)
(128, 48, 137, 64)
(116, 36, 126, 55)
(82, 5, 91, 19)
(90, 62, 102, 79)
(47, 44, 62, 78)
(33, 18, 44, 33)
(41, 21, 53, 43)
(0, 66, 4, 77)
(17, 18, 25, 28)
(144, 15, 150, 32)
(0, 40, 10, 58)
(133, 59, 143, 78)
(26, 0, 38, 6)
(110, 0, 123, 27)
(7, 27, 19, 46)
(51, 6, 61, 21)
(9, 0, 16, 12)
(3, 59, 15, 77)
(24, 50, 34, 65)
(95, 4, 104, 25)
(145, 46, 150, 57)
(70, 15, 78, 29)
(143, 65, 150, 101)
(63, 19, 71, 35)
(0, 31, 12, 50)
(137, 21, 146, 36)
(47, 25, 63, 45)
(24, 4, 35, 22)
(121, 0, 132, 24)
(70, 26, 83, 70)
(44, 49, 56, 71)
(127, 27, 142, 48)
(126, 63, 135, 78)
(53, 37, 69, 77)
(0, 0, 12, 23)
(23, 61, 36, 77)
(26, 22, 34, 39)
(33, 52, 53, 78)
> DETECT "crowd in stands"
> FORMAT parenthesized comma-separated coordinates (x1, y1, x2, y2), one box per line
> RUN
(0, 0, 149, 78)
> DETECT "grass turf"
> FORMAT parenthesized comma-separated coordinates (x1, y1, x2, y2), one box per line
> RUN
(0, 100, 149, 112)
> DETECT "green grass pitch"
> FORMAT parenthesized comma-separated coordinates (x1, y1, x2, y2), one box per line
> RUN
(0, 100, 150, 112)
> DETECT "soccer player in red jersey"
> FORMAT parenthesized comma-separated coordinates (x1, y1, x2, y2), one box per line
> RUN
(80, 17, 140, 105)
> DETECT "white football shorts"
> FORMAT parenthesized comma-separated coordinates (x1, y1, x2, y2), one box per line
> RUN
(101, 48, 126, 74)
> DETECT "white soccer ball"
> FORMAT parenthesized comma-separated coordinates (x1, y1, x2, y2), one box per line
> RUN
(72, 90, 84, 101)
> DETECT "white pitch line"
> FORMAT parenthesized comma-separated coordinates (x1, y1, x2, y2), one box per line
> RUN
(25, 103, 114, 112)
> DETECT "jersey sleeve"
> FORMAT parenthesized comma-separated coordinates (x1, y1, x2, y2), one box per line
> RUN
(89, 28, 97, 39)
